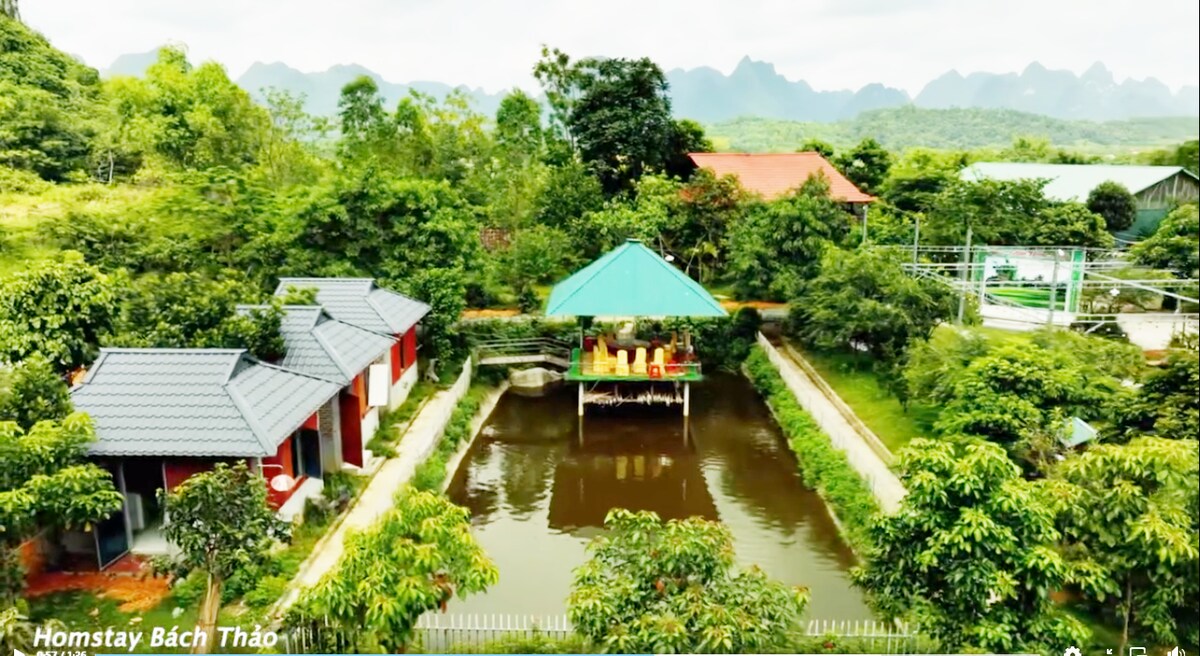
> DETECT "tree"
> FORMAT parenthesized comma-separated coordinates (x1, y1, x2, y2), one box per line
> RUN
(567, 56, 678, 194)
(1028, 202, 1113, 248)
(923, 178, 1049, 246)
(109, 271, 285, 361)
(835, 138, 893, 194)
(408, 267, 467, 369)
(0, 354, 72, 431)
(789, 247, 959, 365)
(337, 75, 392, 162)
(160, 462, 290, 653)
(533, 160, 606, 232)
(1116, 345, 1199, 442)
(798, 138, 834, 159)
(532, 45, 583, 150)
(288, 489, 497, 652)
(1130, 203, 1199, 278)
(1086, 181, 1138, 231)
(0, 252, 117, 372)
(0, 413, 122, 603)
(569, 509, 808, 654)
(664, 118, 712, 180)
(494, 89, 544, 162)
(1, 0, 18, 19)
(1053, 438, 1199, 650)
(499, 225, 572, 290)
(726, 176, 850, 300)
(671, 169, 747, 282)
(854, 438, 1088, 653)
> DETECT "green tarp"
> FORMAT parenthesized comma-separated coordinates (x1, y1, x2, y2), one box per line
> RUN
(545, 239, 727, 318)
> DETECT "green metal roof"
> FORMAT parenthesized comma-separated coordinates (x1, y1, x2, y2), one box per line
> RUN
(545, 240, 727, 318)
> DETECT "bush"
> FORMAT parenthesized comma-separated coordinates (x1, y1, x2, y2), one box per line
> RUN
(170, 570, 207, 607)
(743, 347, 879, 551)
(244, 575, 289, 609)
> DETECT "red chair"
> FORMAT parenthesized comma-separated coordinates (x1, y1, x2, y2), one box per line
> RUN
(583, 336, 596, 351)
(648, 363, 663, 378)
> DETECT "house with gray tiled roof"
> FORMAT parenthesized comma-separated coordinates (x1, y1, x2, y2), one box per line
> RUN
(274, 279, 431, 451)
(240, 304, 399, 470)
(71, 348, 344, 565)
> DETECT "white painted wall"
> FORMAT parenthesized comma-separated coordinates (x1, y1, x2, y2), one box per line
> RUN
(389, 363, 419, 410)
(359, 407, 380, 466)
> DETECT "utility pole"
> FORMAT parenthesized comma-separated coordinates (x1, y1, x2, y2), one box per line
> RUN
(956, 224, 972, 325)
(1047, 249, 1062, 328)
(911, 216, 921, 264)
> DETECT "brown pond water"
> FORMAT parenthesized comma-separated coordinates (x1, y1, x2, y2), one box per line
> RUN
(445, 373, 872, 620)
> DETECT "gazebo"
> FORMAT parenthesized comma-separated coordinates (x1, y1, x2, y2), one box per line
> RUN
(544, 239, 727, 416)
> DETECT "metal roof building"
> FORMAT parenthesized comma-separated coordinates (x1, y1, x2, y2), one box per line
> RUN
(72, 349, 342, 458)
(239, 305, 395, 385)
(961, 162, 1199, 204)
(273, 278, 431, 336)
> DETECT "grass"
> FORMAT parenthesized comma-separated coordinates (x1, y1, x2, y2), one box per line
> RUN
(799, 348, 938, 453)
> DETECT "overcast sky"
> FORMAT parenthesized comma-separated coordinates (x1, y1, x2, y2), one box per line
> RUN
(22, 0, 1200, 94)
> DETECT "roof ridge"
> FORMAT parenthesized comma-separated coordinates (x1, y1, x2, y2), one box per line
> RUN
(311, 323, 356, 379)
(545, 241, 633, 314)
(248, 355, 345, 386)
(635, 244, 726, 314)
(222, 380, 277, 455)
(96, 347, 248, 354)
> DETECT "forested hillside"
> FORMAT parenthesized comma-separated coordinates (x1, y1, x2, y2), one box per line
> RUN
(707, 107, 1200, 153)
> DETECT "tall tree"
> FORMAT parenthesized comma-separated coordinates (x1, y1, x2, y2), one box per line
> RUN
(0, 355, 72, 431)
(287, 489, 497, 652)
(569, 509, 808, 653)
(1086, 181, 1138, 231)
(0, 252, 117, 372)
(1053, 438, 1200, 650)
(854, 438, 1088, 653)
(726, 176, 850, 300)
(160, 462, 290, 653)
(568, 56, 677, 194)
(835, 137, 893, 194)
(335, 75, 394, 163)
(799, 138, 835, 159)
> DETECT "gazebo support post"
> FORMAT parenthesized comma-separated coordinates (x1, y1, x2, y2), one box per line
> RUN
(578, 382, 584, 416)
(683, 382, 690, 417)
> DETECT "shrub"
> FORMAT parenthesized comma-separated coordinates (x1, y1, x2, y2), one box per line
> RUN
(170, 570, 206, 608)
(743, 347, 879, 551)
(244, 575, 289, 609)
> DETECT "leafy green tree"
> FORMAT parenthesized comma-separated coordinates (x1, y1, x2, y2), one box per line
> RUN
(924, 178, 1049, 246)
(160, 462, 289, 654)
(567, 56, 677, 193)
(726, 176, 850, 300)
(533, 160, 606, 232)
(798, 138, 834, 159)
(664, 118, 713, 180)
(0, 413, 122, 602)
(1130, 203, 1199, 278)
(854, 438, 1088, 653)
(1086, 180, 1138, 231)
(670, 169, 747, 282)
(288, 489, 497, 652)
(569, 509, 808, 654)
(1, 0, 18, 19)
(1116, 346, 1199, 441)
(104, 47, 269, 170)
(789, 247, 959, 364)
(1027, 202, 1113, 248)
(336, 75, 393, 163)
(532, 45, 583, 150)
(0, 252, 117, 372)
(500, 225, 572, 290)
(1053, 438, 1199, 650)
(109, 271, 285, 361)
(495, 89, 544, 161)
(408, 268, 467, 369)
(835, 138, 892, 194)
(0, 354, 71, 431)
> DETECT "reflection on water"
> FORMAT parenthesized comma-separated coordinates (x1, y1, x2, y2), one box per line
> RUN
(445, 373, 872, 620)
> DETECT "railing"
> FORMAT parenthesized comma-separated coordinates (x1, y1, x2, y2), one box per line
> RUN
(281, 613, 923, 654)
(473, 337, 572, 364)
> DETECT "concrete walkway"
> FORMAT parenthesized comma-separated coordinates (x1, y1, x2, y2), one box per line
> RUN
(273, 361, 476, 614)
(756, 333, 906, 513)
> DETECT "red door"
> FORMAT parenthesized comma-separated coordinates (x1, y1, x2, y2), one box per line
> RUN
(338, 392, 363, 467)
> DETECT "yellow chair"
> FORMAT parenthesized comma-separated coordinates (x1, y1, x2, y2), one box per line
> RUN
(597, 339, 612, 373)
(615, 349, 630, 376)
(591, 345, 604, 374)
(633, 347, 647, 375)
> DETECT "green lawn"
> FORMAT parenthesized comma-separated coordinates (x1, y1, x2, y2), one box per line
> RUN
(799, 348, 939, 453)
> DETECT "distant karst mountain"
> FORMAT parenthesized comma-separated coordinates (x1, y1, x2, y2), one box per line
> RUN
(101, 50, 1198, 122)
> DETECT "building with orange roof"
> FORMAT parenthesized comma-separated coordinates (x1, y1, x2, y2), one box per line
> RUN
(687, 152, 875, 209)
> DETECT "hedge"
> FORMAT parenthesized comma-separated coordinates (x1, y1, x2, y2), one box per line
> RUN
(411, 384, 491, 491)
(743, 347, 879, 553)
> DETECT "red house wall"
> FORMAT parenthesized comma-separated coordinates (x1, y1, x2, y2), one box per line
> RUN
(163, 460, 215, 491)
(390, 341, 402, 383)
(402, 328, 417, 372)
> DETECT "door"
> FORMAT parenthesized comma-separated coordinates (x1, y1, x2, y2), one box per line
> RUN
(299, 429, 322, 479)
(339, 392, 363, 467)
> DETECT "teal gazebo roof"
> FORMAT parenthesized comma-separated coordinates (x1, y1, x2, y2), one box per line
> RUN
(545, 240, 727, 318)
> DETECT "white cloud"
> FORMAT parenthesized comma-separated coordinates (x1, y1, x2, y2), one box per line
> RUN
(20, 0, 1200, 95)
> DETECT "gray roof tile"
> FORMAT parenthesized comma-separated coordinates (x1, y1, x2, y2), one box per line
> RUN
(274, 278, 430, 335)
(72, 349, 341, 458)
(239, 305, 395, 384)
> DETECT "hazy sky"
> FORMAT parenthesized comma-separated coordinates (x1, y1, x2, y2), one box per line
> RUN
(22, 0, 1200, 94)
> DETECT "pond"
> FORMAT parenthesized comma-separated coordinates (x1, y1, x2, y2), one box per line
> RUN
(445, 372, 872, 620)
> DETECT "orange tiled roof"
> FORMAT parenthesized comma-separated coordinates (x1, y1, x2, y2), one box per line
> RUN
(688, 152, 875, 203)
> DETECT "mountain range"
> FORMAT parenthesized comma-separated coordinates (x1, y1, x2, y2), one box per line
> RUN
(101, 51, 1199, 123)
